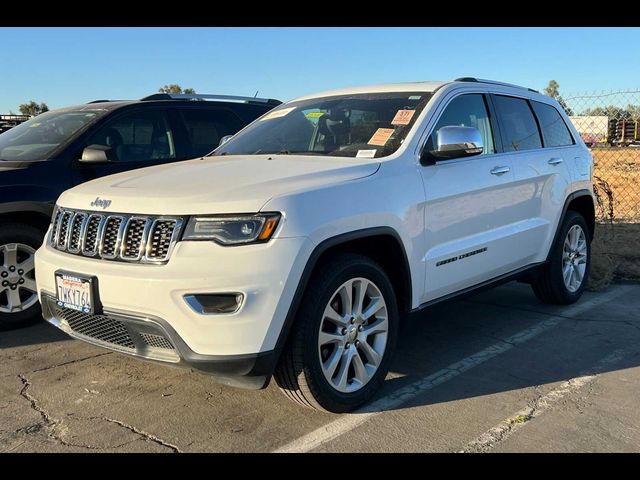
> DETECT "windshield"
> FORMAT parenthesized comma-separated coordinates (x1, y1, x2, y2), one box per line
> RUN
(214, 91, 432, 159)
(0, 110, 102, 161)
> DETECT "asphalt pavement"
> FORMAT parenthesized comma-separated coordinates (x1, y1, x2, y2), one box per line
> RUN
(1, 281, 639, 452)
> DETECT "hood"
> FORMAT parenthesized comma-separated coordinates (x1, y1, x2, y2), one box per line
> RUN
(58, 155, 380, 215)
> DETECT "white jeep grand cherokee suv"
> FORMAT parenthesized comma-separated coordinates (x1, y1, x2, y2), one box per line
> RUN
(35, 78, 594, 412)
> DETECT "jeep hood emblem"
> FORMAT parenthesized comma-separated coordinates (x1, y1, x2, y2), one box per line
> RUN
(90, 197, 112, 209)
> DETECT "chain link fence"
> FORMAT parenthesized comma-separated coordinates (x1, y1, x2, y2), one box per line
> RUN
(561, 90, 640, 286)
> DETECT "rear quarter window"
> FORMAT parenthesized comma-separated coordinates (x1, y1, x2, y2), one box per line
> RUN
(531, 101, 574, 147)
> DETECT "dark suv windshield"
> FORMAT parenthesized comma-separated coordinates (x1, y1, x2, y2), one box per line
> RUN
(214, 92, 432, 159)
(0, 110, 103, 162)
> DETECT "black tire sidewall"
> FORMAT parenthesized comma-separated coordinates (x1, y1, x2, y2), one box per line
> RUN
(0, 223, 45, 330)
(549, 211, 591, 303)
(298, 256, 399, 411)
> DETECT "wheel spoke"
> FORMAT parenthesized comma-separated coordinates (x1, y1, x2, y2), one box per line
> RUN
(319, 330, 343, 346)
(335, 347, 355, 390)
(358, 340, 381, 367)
(323, 304, 347, 327)
(18, 255, 35, 274)
(362, 316, 388, 337)
(338, 282, 353, 317)
(351, 353, 369, 385)
(353, 279, 367, 317)
(7, 288, 22, 310)
(362, 296, 384, 320)
(3, 244, 18, 268)
(323, 347, 343, 379)
(563, 264, 573, 286)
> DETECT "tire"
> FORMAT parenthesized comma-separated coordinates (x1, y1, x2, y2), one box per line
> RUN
(532, 211, 591, 305)
(0, 223, 45, 331)
(274, 253, 399, 413)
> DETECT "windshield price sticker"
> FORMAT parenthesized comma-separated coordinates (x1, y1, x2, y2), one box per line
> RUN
(391, 109, 415, 126)
(260, 107, 296, 121)
(368, 128, 394, 146)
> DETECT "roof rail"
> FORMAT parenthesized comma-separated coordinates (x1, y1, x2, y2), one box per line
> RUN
(87, 99, 113, 104)
(453, 77, 539, 93)
(140, 93, 281, 105)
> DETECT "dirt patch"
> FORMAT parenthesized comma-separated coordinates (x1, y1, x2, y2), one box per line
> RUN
(588, 223, 640, 290)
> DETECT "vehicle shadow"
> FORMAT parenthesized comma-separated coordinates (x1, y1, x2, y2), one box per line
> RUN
(367, 282, 640, 413)
(0, 320, 70, 349)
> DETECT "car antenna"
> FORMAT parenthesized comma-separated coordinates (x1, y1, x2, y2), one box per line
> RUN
(254, 90, 259, 98)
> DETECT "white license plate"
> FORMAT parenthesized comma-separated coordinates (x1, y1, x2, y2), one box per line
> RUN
(55, 272, 93, 313)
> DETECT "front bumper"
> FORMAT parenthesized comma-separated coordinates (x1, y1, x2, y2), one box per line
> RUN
(40, 294, 277, 389)
(36, 235, 314, 357)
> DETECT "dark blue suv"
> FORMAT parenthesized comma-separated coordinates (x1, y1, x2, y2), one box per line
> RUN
(0, 93, 280, 330)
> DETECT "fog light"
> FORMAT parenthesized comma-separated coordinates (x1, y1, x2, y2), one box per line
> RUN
(184, 293, 243, 314)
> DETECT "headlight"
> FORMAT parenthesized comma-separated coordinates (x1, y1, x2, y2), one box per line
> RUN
(182, 213, 281, 245)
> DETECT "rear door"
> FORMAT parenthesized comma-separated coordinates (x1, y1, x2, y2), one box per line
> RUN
(492, 95, 574, 264)
(420, 93, 523, 302)
(176, 107, 244, 158)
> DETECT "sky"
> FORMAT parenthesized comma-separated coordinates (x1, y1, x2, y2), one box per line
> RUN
(1, 27, 639, 112)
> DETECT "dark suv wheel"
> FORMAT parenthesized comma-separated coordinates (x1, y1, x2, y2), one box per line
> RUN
(531, 211, 591, 305)
(275, 253, 399, 413)
(0, 223, 43, 330)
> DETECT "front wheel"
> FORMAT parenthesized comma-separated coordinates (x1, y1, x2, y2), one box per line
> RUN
(275, 253, 399, 413)
(532, 211, 591, 305)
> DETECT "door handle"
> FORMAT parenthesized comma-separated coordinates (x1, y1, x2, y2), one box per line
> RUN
(548, 157, 564, 165)
(490, 166, 510, 176)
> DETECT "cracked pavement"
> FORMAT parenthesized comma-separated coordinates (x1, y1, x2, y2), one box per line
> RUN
(1, 282, 640, 452)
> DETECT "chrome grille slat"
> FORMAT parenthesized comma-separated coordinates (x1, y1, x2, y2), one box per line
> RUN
(48, 208, 182, 264)
(67, 213, 87, 253)
(82, 214, 104, 256)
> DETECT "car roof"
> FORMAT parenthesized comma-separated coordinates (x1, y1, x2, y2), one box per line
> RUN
(289, 78, 541, 102)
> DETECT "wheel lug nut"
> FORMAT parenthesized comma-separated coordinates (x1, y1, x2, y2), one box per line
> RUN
(19, 278, 24, 284)
(10, 284, 16, 290)
(9, 266, 15, 272)
(18, 269, 23, 275)
(358, 325, 363, 331)
(350, 318, 355, 324)
(341, 328, 347, 335)
(345, 342, 350, 349)
(1, 271, 7, 278)
(1, 280, 7, 287)
(355, 340, 360, 347)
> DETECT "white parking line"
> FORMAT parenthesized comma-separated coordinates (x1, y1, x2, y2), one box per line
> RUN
(273, 285, 632, 453)
(460, 348, 628, 453)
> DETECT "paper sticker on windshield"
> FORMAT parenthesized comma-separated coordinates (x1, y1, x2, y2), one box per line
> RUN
(305, 111, 325, 118)
(391, 109, 415, 126)
(368, 128, 394, 146)
(260, 107, 295, 121)
(408, 95, 422, 100)
(29, 123, 41, 128)
(356, 149, 377, 158)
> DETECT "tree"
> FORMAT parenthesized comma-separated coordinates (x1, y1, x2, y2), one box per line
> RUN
(18, 100, 49, 117)
(543, 80, 573, 116)
(158, 84, 196, 94)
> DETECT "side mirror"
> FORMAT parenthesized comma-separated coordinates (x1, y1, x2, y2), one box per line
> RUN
(79, 144, 114, 164)
(422, 126, 484, 164)
(219, 135, 233, 147)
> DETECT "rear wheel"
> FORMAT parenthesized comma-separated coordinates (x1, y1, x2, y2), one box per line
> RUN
(0, 223, 44, 331)
(274, 253, 399, 413)
(532, 211, 591, 305)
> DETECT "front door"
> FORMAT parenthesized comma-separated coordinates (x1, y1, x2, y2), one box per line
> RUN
(419, 93, 523, 302)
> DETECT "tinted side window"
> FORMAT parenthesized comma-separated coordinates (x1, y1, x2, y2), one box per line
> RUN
(85, 110, 176, 163)
(180, 109, 243, 157)
(493, 95, 542, 152)
(428, 94, 495, 156)
(531, 101, 574, 147)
